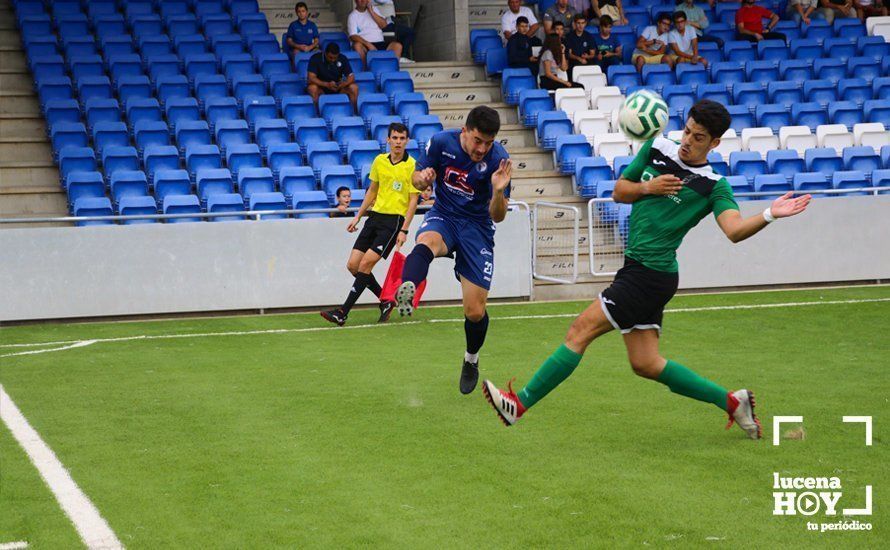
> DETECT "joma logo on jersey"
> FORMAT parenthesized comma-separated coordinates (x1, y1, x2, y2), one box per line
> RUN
(444, 167, 473, 195)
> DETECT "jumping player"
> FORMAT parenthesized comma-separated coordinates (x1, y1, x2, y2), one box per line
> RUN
(320, 122, 419, 326)
(395, 106, 513, 395)
(482, 100, 811, 438)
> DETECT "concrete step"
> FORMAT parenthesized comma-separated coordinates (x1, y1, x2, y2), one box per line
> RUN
(431, 102, 518, 128)
(0, 163, 60, 188)
(421, 86, 501, 106)
(0, 50, 25, 74)
(0, 93, 40, 116)
(509, 150, 556, 171)
(0, 187, 67, 218)
(496, 124, 537, 149)
(510, 172, 572, 199)
(407, 63, 488, 84)
(532, 279, 610, 302)
(0, 116, 46, 140)
(259, 0, 337, 9)
(468, 6, 510, 21)
(0, 73, 34, 94)
(0, 139, 53, 163)
(264, 8, 341, 29)
(0, 30, 19, 49)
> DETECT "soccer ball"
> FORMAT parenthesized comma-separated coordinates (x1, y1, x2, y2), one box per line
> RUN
(618, 90, 669, 142)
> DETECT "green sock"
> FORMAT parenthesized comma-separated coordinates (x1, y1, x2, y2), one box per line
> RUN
(517, 344, 583, 409)
(657, 360, 730, 411)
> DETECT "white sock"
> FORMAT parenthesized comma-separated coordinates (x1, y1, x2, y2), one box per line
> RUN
(465, 352, 479, 364)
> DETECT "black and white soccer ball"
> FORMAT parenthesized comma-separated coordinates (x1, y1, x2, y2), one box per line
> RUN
(618, 89, 669, 141)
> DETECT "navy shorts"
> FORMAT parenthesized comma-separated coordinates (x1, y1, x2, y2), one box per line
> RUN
(417, 210, 496, 290)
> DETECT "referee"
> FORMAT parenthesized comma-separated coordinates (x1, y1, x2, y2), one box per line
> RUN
(320, 122, 420, 326)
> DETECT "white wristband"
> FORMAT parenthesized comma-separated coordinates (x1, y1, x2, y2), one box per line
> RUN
(762, 207, 776, 223)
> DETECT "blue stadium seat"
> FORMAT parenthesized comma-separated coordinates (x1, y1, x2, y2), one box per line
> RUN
(726, 104, 754, 133)
(792, 172, 830, 194)
(321, 165, 358, 200)
(641, 64, 675, 93)
(214, 119, 250, 152)
(225, 143, 263, 180)
(107, 53, 144, 87)
(755, 104, 791, 130)
(90, 121, 127, 156)
(156, 75, 191, 106)
(768, 81, 804, 109)
(212, 34, 245, 61)
(858, 36, 890, 61)
(408, 115, 444, 147)
(367, 51, 399, 80)
(843, 146, 881, 173)
(725, 40, 757, 63)
(484, 46, 507, 76)
(293, 52, 314, 81)
(59, 147, 97, 185)
(612, 155, 634, 178)
(805, 147, 843, 176)
(76, 76, 113, 106)
(147, 55, 182, 85)
(662, 85, 696, 113)
(697, 41, 723, 67)
(607, 65, 641, 94)
(100, 35, 136, 58)
(756, 39, 788, 62)
(828, 101, 863, 130)
(393, 93, 429, 125)
(292, 191, 330, 218)
(294, 117, 330, 154)
(707, 152, 729, 176)
(165, 97, 201, 131)
(804, 79, 838, 107)
(31, 55, 66, 81)
(196, 168, 234, 206)
(502, 68, 537, 105)
(725, 175, 753, 199)
(232, 74, 267, 107)
(767, 149, 805, 181)
(65, 171, 106, 208)
(175, 120, 212, 155)
(823, 38, 857, 63)
(779, 59, 814, 87)
(697, 83, 731, 105)
(754, 174, 792, 198)
(139, 35, 174, 59)
(257, 52, 291, 84)
(247, 34, 281, 59)
(102, 146, 139, 181)
(846, 56, 878, 82)
(802, 19, 832, 43)
(357, 93, 392, 127)
(144, 146, 181, 183)
(575, 157, 613, 196)
(174, 34, 207, 59)
(26, 37, 60, 61)
(348, 140, 383, 179)
(163, 194, 202, 223)
(360, 164, 372, 189)
(353, 71, 377, 96)
(244, 96, 278, 133)
(200, 12, 234, 36)
(249, 192, 288, 219)
(832, 170, 870, 196)
(471, 31, 503, 65)
(186, 144, 223, 181)
(94, 15, 128, 40)
(332, 116, 368, 154)
(116, 75, 152, 105)
(237, 167, 275, 203)
(280, 167, 318, 201)
(729, 151, 767, 182)
(205, 97, 239, 132)
(90, 2, 119, 18)
(872, 78, 890, 101)
(838, 78, 872, 106)
(318, 31, 351, 53)
(404, 139, 421, 162)
(380, 71, 414, 101)
(746, 60, 779, 87)
(195, 0, 227, 19)
(47, 99, 84, 129)
(733, 82, 767, 113)
(835, 18, 866, 39)
(222, 54, 255, 86)
(871, 169, 890, 192)
(519, 89, 554, 127)
(231, 0, 261, 17)
(318, 95, 354, 126)
(237, 13, 270, 37)
(166, 14, 200, 37)
(184, 54, 218, 88)
(711, 61, 745, 86)
(109, 170, 149, 206)
(555, 135, 592, 175)
(266, 143, 303, 182)
(307, 141, 343, 180)
(675, 63, 708, 87)
(282, 95, 319, 132)
(73, 196, 114, 226)
(269, 74, 303, 107)
(254, 118, 290, 155)
(536, 111, 573, 150)
(126, 98, 163, 134)
(864, 99, 890, 126)
(814, 58, 846, 84)
(791, 38, 822, 61)
(207, 193, 246, 221)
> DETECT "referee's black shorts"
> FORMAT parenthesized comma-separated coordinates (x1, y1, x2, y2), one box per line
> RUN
(599, 257, 679, 336)
(352, 211, 404, 259)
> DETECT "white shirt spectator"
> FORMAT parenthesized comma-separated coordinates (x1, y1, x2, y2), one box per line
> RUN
(668, 25, 697, 55)
(634, 25, 669, 55)
(502, 6, 538, 37)
(348, 5, 385, 43)
(371, 0, 396, 24)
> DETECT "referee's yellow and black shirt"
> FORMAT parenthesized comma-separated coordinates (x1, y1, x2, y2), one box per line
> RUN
(369, 152, 419, 216)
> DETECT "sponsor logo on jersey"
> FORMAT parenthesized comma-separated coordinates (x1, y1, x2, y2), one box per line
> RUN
(442, 151, 456, 159)
(476, 161, 487, 172)
(480, 247, 492, 256)
(443, 166, 474, 198)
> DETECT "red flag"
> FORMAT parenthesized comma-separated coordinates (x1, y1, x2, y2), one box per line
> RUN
(380, 250, 426, 308)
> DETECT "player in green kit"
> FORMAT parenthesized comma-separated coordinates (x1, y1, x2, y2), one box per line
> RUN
(482, 100, 812, 438)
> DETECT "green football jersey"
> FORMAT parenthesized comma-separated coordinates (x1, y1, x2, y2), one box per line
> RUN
(620, 137, 739, 273)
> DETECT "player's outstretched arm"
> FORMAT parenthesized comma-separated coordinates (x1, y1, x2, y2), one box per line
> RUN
(613, 174, 682, 203)
(489, 159, 512, 223)
(412, 168, 435, 191)
(716, 192, 812, 243)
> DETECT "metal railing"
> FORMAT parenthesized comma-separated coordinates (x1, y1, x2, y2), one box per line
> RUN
(532, 201, 580, 284)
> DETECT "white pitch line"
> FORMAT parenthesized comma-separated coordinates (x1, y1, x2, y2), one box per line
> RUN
(0, 340, 96, 359)
(0, 298, 887, 352)
(0, 386, 123, 550)
(0, 542, 29, 550)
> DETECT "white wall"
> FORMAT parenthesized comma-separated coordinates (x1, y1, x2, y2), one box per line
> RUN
(678, 196, 890, 289)
(0, 213, 532, 322)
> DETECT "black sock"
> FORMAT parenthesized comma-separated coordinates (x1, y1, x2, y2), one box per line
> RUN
(366, 274, 382, 298)
(341, 272, 371, 314)
(464, 311, 489, 361)
(401, 244, 434, 285)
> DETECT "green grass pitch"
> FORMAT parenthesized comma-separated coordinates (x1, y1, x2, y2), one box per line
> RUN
(1, 286, 887, 548)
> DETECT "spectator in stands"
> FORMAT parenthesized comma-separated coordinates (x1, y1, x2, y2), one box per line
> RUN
(348, 0, 403, 67)
(668, 11, 708, 67)
(330, 186, 352, 218)
(306, 43, 360, 108)
(592, 15, 623, 71)
(786, 0, 836, 23)
(735, 0, 786, 43)
(592, 0, 629, 26)
(539, 33, 585, 90)
(565, 13, 597, 73)
(553, 20, 567, 39)
(507, 17, 539, 75)
(419, 186, 435, 206)
(568, 0, 594, 19)
(632, 12, 675, 71)
(544, 0, 577, 35)
(676, 0, 723, 47)
(855, 0, 889, 18)
(372, 0, 416, 62)
(819, 0, 863, 20)
(502, 0, 541, 43)
(286, 2, 320, 56)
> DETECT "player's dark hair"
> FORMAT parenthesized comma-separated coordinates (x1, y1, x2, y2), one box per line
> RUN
(387, 122, 408, 137)
(599, 14, 613, 27)
(325, 42, 339, 55)
(295, 2, 308, 11)
(573, 13, 587, 23)
(656, 11, 672, 23)
(688, 100, 732, 140)
(335, 186, 350, 198)
(516, 16, 529, 26)
(465, 105, 501, 137)
(672, 11, 687, 22)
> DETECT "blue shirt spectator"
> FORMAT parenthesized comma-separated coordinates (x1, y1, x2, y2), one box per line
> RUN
(286, 2, 320, 54)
